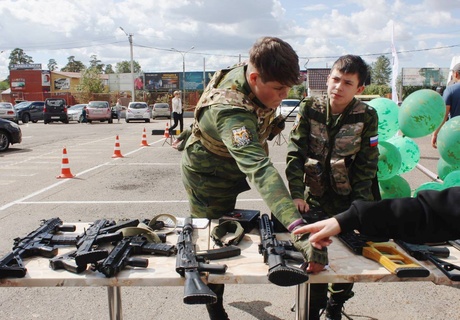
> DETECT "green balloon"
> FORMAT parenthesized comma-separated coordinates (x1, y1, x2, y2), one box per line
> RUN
(443, 170, 460, 188)
(398, 89, 445, 138)
(437, 158, 460, 180)
(368, 98, 399, 141)
(413, 182, 444, 197)
(437, 117, 460, 165)
(387, 136, 420, 174)
(379, 175, 411, 199)
(377, 141, 401, 180)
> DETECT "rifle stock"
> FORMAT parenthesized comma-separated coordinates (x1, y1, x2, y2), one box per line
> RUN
(258, 214, 308, 287)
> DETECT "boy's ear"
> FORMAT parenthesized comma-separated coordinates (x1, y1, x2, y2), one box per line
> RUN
(356, 85, 365, 95)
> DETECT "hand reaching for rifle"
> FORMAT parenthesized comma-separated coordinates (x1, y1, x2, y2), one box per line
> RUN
(293, 218, 342, 250)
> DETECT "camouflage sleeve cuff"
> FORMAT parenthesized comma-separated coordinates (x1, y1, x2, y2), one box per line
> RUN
(292, 233, 329, 265)
(287, 218, 305, 232)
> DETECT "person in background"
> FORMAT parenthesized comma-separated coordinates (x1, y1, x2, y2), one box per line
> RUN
(432, 63, 460, 148)
(293, 187, 460, 248)
(181, 36, 316, 320)
(115, 99, 123, 123)
(285, 55, 379, 320)
(81, 106, 87, 124)
(170, 90, 184, 134)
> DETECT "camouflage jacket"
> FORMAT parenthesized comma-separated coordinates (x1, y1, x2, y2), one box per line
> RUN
(182, 65, 303, 229)
(286, 97, 379, 214)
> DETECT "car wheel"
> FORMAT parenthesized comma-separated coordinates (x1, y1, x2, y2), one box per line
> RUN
(126, 119, 129, 123)
(63, 119, 69, 124)
(0, 131, 10, 151)
(32, 120, 38, 123)
(108, 118, 113, 124)
(22, 114, 30, 123)
(145, 119, 150, 123)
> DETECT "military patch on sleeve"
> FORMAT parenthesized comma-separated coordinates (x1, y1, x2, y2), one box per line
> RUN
(232, 126, 253, 147)
(370, 135, 378, 147)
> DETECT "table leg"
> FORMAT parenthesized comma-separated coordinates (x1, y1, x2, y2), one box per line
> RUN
(295, 282, 310, 320)
(107, 286, 123, 320)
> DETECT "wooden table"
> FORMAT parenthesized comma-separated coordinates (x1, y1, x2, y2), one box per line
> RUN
(1, 221, 459, 320)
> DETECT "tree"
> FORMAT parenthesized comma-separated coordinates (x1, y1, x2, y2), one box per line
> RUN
(115, 60, 141, 73)
(89, 55, 104, 72)
(76, 67, 107, 102)
(48, 59, 58, 71)
(104, 64, 114, 74)
(371, 55, 391, 85)
(8, 48, 34, 69)
(61, 56, 86, 72)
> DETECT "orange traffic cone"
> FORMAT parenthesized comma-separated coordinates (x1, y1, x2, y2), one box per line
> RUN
(140, 128, 149, 147)
(163, 123, 170, 138)
(112, 135, 124, 158)
(56, 147, 75, 179)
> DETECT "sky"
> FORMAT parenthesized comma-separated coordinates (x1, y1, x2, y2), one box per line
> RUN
(1, 0, 459, 80)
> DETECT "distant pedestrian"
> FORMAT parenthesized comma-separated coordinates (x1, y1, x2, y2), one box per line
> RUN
(81, 106, 88, 123)
(169, 90, 184, 134)
(115, 99, 123, 123)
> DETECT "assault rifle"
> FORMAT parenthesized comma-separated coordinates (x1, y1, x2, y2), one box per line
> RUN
(0, 217, 76, 278)
(49, 219, 125, 273)
(176, 217, 227, 304)
(94, 235, 177, 277)
(338, 231, 430, 278)
(258, 214, 309, 286)
(395, 240, 460, 281)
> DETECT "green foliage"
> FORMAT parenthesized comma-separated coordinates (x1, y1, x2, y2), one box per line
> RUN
(8, 48, 34, 69)
(61, 56, 86, 72)
(288, 85, 305, 99)
(48, 59, 58, 71)
(76, 68, 107, 102)
(104, 64, 114, 74)
(371, 55, 391, 85)
(89, 55, 104, 72)
(0, 80, 9, 91)
(115, 60, 142, 73)
(362, 84, 391, 96)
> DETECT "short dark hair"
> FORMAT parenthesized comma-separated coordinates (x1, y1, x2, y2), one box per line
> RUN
(332, 55, 369, 86)
(249, 37, 300, 87)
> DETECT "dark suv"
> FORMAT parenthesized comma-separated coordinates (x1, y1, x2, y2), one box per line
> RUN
(14, 101, 45, 124)
(44, 98, 68, 124)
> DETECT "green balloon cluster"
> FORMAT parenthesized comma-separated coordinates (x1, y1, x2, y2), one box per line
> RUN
(398, 89, 445, 138)
(387, 136, 420, 174)
(377, 141, 401, 180)
(379, 175, 411, 199)
(437, 117, 460, 166)
(368, 98, 399, 141)
(437, 158, 460, 180)
(413, 181, 444, 197)
(444, 170, 460, 188)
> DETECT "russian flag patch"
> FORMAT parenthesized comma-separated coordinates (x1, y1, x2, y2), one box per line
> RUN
(370, 135, 378, 147)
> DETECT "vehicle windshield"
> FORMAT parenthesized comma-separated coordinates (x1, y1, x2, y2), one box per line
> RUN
(155, 104, 169, 108)
(69, 105, 85, 110)
(130, 103, 148, 109)
(14, 102, 30, 109)
(281, 100, 300, 108)
(88, 102, 108, 108)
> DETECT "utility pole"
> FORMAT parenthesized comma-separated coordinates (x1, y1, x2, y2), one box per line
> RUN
(171, 46, 194, 107)
(120, 27, 135, 102)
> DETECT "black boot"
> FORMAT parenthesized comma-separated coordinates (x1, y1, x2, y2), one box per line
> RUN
(325, 297, 345, 320)
(205, 284, 229, 320)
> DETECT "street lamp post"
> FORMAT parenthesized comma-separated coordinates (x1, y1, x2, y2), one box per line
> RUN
(171, 46, 194, 107)
(120, 27, 135, 102)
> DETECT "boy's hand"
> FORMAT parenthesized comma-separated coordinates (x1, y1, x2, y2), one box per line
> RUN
(293, 218, 341, 249)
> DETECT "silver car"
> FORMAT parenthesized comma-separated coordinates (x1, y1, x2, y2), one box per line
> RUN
(0, 102, 18, 123)
(152, 103, 171, 119)
(276, 99, 301, 121)
(67, 104, 86, 122)
(126, 102, 151, 123)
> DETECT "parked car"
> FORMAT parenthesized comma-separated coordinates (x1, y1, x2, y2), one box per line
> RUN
(276, 98, 301, 121)
(125, 102, 151, 123)
(44, 98, 68, 124)
(0, 102, 19, 123)
(86, 101, 113, 123)
(111, 105, 126, 119)
(0, 118, 22, 151)
(67, 104, 86, 122)
(152, 103, 171, 119)
(14, 101, 45, 123)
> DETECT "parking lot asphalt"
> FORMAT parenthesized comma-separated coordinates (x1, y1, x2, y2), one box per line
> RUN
(0, 119, 459, 320)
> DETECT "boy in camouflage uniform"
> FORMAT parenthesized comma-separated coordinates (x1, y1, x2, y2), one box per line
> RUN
(286, 55, 379, 320)
(181, 37, 322, 320)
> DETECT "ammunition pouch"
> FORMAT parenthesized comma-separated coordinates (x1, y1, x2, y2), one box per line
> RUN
(304, 158, 327, 197)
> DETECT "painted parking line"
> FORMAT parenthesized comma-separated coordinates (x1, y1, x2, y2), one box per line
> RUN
(16, 199, 263, 205)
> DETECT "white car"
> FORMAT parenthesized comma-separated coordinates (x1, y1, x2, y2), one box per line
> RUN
(276, 99, 301, 121)
(126, 102, 151, 123)
(0, 102, 19, 123)
(67, 104, 86, 122)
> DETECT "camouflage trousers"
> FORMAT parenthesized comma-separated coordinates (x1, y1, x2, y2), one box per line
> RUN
(181, 141, 250, 219)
